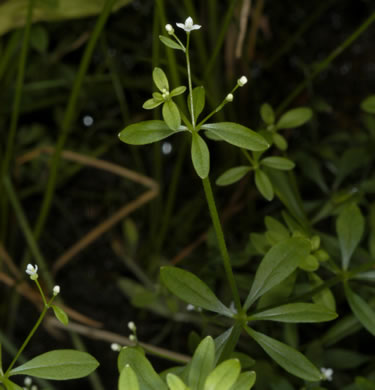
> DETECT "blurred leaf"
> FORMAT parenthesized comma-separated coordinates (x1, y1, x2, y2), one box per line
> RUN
(309, 273, 336, 312)
(276, 107, 313, 129)
(163, 100, 181, 130)
(336, 203, 364, 270)
(361, 95, 375, 114)
(230, 371, 256, 390)
(191, 132, 210, 179)
(250, 233, 271, 255)
(249, 303, 337, 323)
(255, 169, 274, 201)
(119, 364, 140, 390)
(261, 157, 295, 171)
(272, 133, 288, 150)
(188, 86, 205, 123)
(298, 254, 319, 272)
(201, 123, 269, 151)
(245, 327, 322, 381)
(159, 35, 184, 51)
(1, 377, 23, 390)
(216, 166, 251, 186)
(170, 86, 187, 97)
(345, 285, 375, 336)
(265, 216, 290, 238)
(167, 374, 188, 390)
(119, 120, 183, 145)
(244, 238, 310, 310)
(51, 304, 69, 326)
(9, 350, 99, 379)
(203, 359, 240, 390)
(324, 348, 369, 369)
(0, 0, 133, 36)
(260, 103, 275, 125)
(30, 25, 49, 53)
(153, 67, 169, 92)
(188, 336, 215, 390)
(322, 314, 362, 346)
(160, 267, 232, 316)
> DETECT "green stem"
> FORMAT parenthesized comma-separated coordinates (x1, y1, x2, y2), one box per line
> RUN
(33, 0, 118, 241)
(276, 11, 375, 115)
(185, 33, 195, 129)
(202, 177, 241, 312)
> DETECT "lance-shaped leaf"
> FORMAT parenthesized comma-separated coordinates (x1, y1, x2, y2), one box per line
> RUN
(336, 203, 364, 270)
(276, 107, 312, 129)
(160, 267, 233, 317)
(230, 371, 256, 390)
(51, 304, 69, 325)
(167, 374, 188, 390)
(244, 238, 310, 310)
(163, 100, 181, 130)
(191, 132, 210, 179)
(117, 347, 167, 390)
(216, 166, 251, 186)
(260, 103, 275, 125)
(255, 169, 274, 201)
(188, 336, 215, 390)
(201, 123, 269, 151)
(159, 35, 184, 51)
(188, 86, 205, 123)
(119, 364, 140, 390)
(153, 67, 169, 91)
(203, 359, 240, 390)
(261, 157, 295, 171)
(248, 303, 337, 323)
(9, 350, 99, 380)
(1, 377, 23, 390)
(245, 327, 322, 381)
(345, 285, 375, 336)
(119, 120, 183, 145)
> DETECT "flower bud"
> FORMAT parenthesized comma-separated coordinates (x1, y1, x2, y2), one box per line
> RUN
(53, 285, 60, 296)
(225, 93, 234, 102)
(238, 75, 248, 87)
(110, 343, 121, 352)
(128, 321, 136, 332)
(165, 24, 174, 35)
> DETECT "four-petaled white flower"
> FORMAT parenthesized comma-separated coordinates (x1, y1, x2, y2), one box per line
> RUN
(26, 264, 38, 280)
(176, 17, 201, 32)
(320, 367, 333, 381)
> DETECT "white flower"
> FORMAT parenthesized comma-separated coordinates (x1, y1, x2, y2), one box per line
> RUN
(128, 321, 136, 332)
(320, 367, 333, 381)
(237, 76, 248, 87)
(24, 377, 32, 386)
(53, 285, 60, 296)
(225, 93, 234, 102)
(110, 343, 121, 352)
(25, 264, 38, 280)
(165, 24, 174, 35)
(176, 17, 201, 32)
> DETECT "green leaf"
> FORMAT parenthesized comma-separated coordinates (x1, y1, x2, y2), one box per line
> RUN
(203, 359, 240, 390)
(244, 238, 310, 310)
(260, 103, 275, 125)
(264, 216, 289, 238)
(119, 120, 182, 145)
(167, 373, 188, 390)
(345, 285, 375, 336)
(51, 305, 69, 326)
(229, 371, 256, 390)
(276, 107, 313, 129)
(255, 169, 274, 201)
(170, 86, 187, 97)
(298, 254, 319, 272)
(216, 166, 251, 186)
(245, 327, 322, 381)
(188, 86, 206, 123)
(191, 132, 210, 179)
(163, 100, 181, 130)
(30, 25, 49, 53)
(272, 133, 288, 150)
(160, 267, 232, 316)
(261, 157, 295, 171)
(153, 67, 169, 92)
(188, 336, 215, 390)
(336, 203, 364, 270)
(201, 123, 269, 152)
(361, 95, 375, 114)
(159, 35, 184, 51)
(37, 0, 59, 8)
(309, 273, 336, 311)
(1, 377, 23, 390)
(249, 303, 337, 323)
(142, 98, 163, 110)
(9, 350, 99, 379)
(118, 347, 167, 390)
(119, 364, 140, 390)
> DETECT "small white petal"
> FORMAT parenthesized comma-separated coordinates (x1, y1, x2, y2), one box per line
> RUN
(238, 76, 248, 87)
(53, 285, 60, 296)
(128, 321, 136, 332)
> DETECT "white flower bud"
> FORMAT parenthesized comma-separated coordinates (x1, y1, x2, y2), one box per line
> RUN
(225, 93, 234, 102)
(320, 367, 333, 381)
(165, 24, 174, 35)
(128, 321, 136, 332)
(237, 76, 248, 87)
(110, 343, 121, 352)
(53, 285, 60, 296)
(24, 377, 32, 386)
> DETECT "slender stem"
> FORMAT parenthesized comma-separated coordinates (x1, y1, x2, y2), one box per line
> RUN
(276, 11, 375, 115)
(202, 177, 242, 311)
(35, 279, 48, 306)
(185, 33, 195, 129)
(4, 305, 48, 377)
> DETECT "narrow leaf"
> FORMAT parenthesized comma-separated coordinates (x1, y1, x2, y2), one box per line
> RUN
(1, 377, 23, 390)
(345, 285, 375, 336)
(167, 373, 188, 390)
(245, 327, 322, 381)
(9, 350, 99, 379)
(230, 371, 256, 390)
(255, 169, 274, 201)
(260, 103, 275, 125)
(188, 336, 215, 390)
(276, 107, 312, 129)
(201, 123, 269, 151)
(163, 100, 181, 130)
(361, 95, 375, 114)
(191, 132, 210, 179)
(216, 166, 251, 186)
(159, 35, 184, 51)
(160, 267, 232, 316)
(203, 359, 240, 390)
(142, 98, 163, 110)
(249, 303, 337, 323)
(244, 238, 310, 310)
(336, 203, 364, 270)
(117, 347, 167, 390)
(261, 157, 295, 170)
(119, 120, 182, 145)
(170, 86, 187, 97)
(188, 86, 205, 122)
(51, 304, 69, 325)
(153, 67, 169, 91)
(119, 364, 140, 390)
